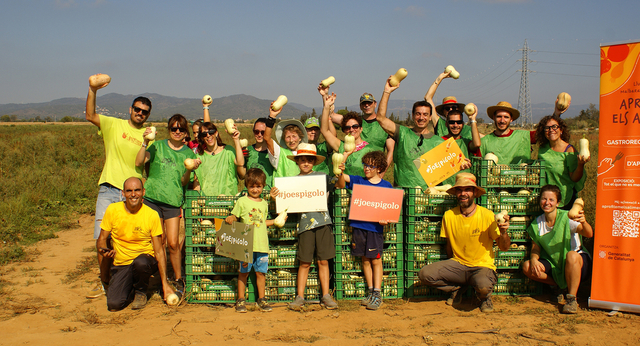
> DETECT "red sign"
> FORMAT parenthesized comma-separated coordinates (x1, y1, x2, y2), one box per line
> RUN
(348, 184, 403, 223)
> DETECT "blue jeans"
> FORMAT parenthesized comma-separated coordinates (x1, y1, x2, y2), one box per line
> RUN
(94, 183, 124, 239)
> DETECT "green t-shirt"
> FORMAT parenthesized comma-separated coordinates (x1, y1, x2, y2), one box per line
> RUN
(434, 117, 473, 142)
(441, 136, 472, 186)
(360, 118, 389, 152)
(312, 141, 332, 175)
(480, 129, 531, 164)
(231, 196, 269, 253)
(246, 145, 274, 188)
(393, 126, 445, 189)
(144, 140, 196, 208)
(339, 142, 377, 177)
(538, 144, 586, 208)
(97, 115, 148, 188)
(527, 209, 572, 289)
(195, 145, 239, 196)
(272, 145, 301, 178)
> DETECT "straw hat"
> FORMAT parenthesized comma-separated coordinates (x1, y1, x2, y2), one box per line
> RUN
(435, 96, 466, 116)
(275, 119, 308, 148)
(486, 101, 520, 121)
(446, 172, 486, 197)
(287, 143, 325, 165)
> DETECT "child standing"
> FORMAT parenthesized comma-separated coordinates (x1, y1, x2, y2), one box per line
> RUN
(337, 151, 393, 310)
(274, 143, 337, 311)
(225, 168, 278, 312)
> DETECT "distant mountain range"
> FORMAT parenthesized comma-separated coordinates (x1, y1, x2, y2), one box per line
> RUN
(0, 93, 589, 124)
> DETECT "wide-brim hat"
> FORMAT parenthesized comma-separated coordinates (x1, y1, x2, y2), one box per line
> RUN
(275, 119, 309, 148)
(446, 172, 486, 197)
(286, 143, 325, 165)
(487, 101, 520, 121)
(435, 96, 465, 116)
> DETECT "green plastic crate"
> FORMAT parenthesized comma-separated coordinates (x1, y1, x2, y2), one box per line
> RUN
(184, 191, 239, 219)
(267, 222, 297, 241)
(334, 218, 403, 245)
(471, 157, 546, 188)
(480, 190, 541, 215)
(405, 217, 444, 244)
(265, 269, 319, 302)
(334, 272, 404, 300)
(494, 247, 529, 269)
(404, 244, 448, 272)
(335, 243, 402, 273)
(186, 275, 252, 303)
(493, 271, 542, 296)
(404, 187, 458, 217)
(404, 271, 450, 299)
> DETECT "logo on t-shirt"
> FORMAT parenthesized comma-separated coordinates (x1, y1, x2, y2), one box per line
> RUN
(249, 208, 264, 228)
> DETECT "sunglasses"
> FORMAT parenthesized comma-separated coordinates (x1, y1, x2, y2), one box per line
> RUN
(199, 129, 217, 138)
(363, 164, 377, 170)
(253, 129, 265, 136)
(133, 106, 150, 116)
(170, 127, 187, 133)
(444, 106, 458, 112)
(448, 120, 464, 125)
(342, 124, 361, 131)
(544, 124, 559, 132)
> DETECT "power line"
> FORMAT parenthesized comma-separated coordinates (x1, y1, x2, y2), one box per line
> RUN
(533, 60, 598, 67)
(533, 71, 598, 78)
(535, 50, 598, 56)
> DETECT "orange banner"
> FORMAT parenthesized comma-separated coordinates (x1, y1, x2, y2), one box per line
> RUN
(348, 184, 404, 223)
(590, 41, 640, 313)
(413, 137, 466, 188)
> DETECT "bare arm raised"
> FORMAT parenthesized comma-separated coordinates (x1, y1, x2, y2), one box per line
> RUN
(85, 74, 110, 127)
(320, 93, 342, 152)
(424, 71, 451, 130)
(375, 76, 400, 138)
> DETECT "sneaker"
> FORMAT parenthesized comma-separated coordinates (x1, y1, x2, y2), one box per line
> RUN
(257, 298, 273, 312)
(288, 295, 306, 311)
(361, 290, 373, 306)
(235, 298, 248, 313)
(446, 286, 466, 306)
(479, 296, 494, 313)
(562, 294, 578, 314)
(86, 282, 106, 299)
(131, 291, 147, 310)
(320, 294, 338, 310)
(366, 292, 383, 311)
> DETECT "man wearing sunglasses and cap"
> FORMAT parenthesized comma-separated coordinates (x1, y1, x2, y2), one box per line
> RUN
(85, 74, 153, 299)
(481, 101, 537, 164)
(418, 173, 511, 312)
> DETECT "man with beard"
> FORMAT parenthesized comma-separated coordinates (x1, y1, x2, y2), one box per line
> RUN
(418, 173, 511, 313)
(480, 102, 536, 164)
(97, 177, 175, 311)
(85, 74, 153, 299)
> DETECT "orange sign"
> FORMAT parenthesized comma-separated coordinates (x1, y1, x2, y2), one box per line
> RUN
(590, 40, 640, 313)
(413, 137, 466, 187)
(348, 184, 404, 223)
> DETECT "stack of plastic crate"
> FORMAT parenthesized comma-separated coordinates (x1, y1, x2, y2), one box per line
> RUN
(263, 188, 320, 303)
(184, 190, 254, 303)
(332, 188, 404, 300)
(472, 157, 546, 296)
(403, 187, 457, 298)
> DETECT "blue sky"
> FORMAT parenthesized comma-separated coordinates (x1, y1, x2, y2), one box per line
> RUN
(1, 0, 638, 112)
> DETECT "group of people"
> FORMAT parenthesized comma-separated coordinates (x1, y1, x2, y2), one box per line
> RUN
(84, 70, 593, 314)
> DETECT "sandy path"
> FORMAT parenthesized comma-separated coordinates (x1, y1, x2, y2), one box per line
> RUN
(0, 214, 638, 346)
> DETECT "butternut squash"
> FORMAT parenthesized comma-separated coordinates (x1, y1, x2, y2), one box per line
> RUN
(321, 76, 336, 87)
(202, 94, 213, 105)
(166, 293, 180, 306)
(332, 152, 344, 175)
(495, 210, 508, 224)
(145, 126, 156, 140)
(89, 74, 111, 88)
(224, 119, 235, 134)
(184, 158, 197, 170)
(272, 95, 288, 111)
(274, 209, 288, 228)
(464, 103, 476, 116)
(343, 134, 356, 152)
(568, 198, 584, 219)
(556, 92, 571, 111)
(484, 152, 499, 164)
(239, 138, 249, 147)
(578, 135, 590, 161)
(389, 68, 408, 87)
(444, 65, 460, 79)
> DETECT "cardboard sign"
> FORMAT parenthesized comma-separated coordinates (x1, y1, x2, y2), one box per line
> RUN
(348, 184, 404, 223)
(215, 221, 253, 263)
(274, 175, 328, 213)
(413, 137, 466, 187)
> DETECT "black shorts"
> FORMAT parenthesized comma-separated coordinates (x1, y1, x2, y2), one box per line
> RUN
(539, 252, 592, 282)
(297, 225, 335, 262)
(144, 199, 181, 220)
(351, 227, 384, 259)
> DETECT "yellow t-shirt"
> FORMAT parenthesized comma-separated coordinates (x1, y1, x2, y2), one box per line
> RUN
(101, 202, 163, 266)
(440, 206, 500, 270)
(98, 114, 148, 189)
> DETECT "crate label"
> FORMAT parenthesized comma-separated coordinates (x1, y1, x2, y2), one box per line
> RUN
(500, 196, 528, 203)
(278, 249, 297, 256)
(498, 277, 525, 284)
(204, 284, 234, 291)
(501, 169, 526, 176)
(509, 224, 526, 230)
(498, 250, 526, 257)
(277, 287, 296, 294)
(428, 197, 456, 205)
(427, 252, 448, 260)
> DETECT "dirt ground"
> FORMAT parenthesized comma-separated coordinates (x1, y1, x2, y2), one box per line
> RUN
(0, 215, 638, 346)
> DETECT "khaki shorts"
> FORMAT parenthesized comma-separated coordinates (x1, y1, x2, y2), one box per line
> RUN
(297, 225, 335, 263)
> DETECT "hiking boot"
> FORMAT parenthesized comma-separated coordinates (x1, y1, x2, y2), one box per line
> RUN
(257, 298, 273, 312)
(361, 290, 373, 306)
(235, 298, 248, 313)
(86, 282, 107, 299)
(288, 295, 306, 311)
(479, 296, 494, 313)
(446, 286, 466, 306)
(320, 294, 338, 310)
(562, 294, 578, 314)
(366, 292, 383, 311)
(131, 291, 147, 310)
